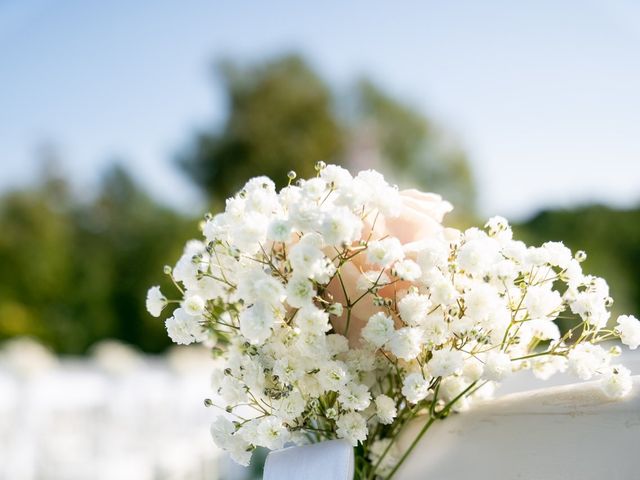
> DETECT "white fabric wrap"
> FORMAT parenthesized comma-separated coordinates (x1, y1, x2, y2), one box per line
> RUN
(263, 439, 354, 480)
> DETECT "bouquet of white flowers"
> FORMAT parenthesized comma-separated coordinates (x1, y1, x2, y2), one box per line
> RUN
(147, 163, 639, 479)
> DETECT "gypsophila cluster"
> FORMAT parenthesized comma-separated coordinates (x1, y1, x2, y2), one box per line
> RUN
(148, 163, 637, 479)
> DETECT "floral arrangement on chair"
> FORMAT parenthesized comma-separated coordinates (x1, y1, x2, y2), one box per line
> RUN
(147, 163, 639, 479)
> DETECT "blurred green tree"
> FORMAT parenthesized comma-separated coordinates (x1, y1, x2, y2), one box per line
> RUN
(0, 162, 195, 354)
(178, 54, 476, 219)
(515, 205, 640, 328)
(73, 164, 197, 353)
(0, 165, 75, 346)
(8, 53, 635, 357)
(178, 55, 343, 203)
(346, 79, 476, 219)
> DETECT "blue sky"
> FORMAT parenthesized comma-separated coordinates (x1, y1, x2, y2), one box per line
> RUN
(1, 0, 639, 219)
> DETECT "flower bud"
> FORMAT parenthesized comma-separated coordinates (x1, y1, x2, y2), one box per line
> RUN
(328, 303, 344, 316)
(609, 345, 622, 356)
(575, 250, 587, 262)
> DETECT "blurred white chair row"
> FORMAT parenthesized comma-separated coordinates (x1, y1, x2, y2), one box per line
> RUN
(0, 339, 224, 480)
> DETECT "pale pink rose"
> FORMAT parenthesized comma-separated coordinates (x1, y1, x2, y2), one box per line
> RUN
(327, 189, 452, 345)
(373, 189, 452, 244)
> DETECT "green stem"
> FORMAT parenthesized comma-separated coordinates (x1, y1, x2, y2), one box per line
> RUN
(383, 381, 477, 480)
(382, 416, 436, 480)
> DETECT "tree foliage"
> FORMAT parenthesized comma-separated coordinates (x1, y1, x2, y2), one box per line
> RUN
(1, 54, 636, 354)
(179, 55, 343, 202)
(347, 79, 475, 214)
(515, 205, 640, 322)
(179, 54, 476, 217)
(0, 164, 195, 353)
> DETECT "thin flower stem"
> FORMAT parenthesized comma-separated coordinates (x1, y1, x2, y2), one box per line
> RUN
(383, 381, 478, 480)
(381, 416, 436, 480)
(511, 350, 564, 361)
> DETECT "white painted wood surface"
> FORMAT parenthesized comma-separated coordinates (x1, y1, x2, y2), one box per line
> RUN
(396, 376, 640, 479)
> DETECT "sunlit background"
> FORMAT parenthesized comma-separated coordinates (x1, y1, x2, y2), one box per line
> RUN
(1, 1, 639, 478)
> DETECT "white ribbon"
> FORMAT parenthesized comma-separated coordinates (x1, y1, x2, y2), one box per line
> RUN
(264, 439, 354, 480)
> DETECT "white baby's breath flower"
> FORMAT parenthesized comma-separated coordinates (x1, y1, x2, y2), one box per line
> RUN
(295, 306, 331, 334)
(328, 302, 344, 317)
(210, 416, 254, 466)
(361, 312, 395, 348)
(462, 357, 484, 382)
(183, 294, 206, 316)
(616, 315, 640, 350)
(398, 291, 431, 326)
(388, 327, 422, 361)
(326, 334, 349, 356)
(317, 360, 349, 392)
(457, 235, 501, 276)
(542, 241, 572, 269)
(489, 259, 518, 283)
(526, 318, 561, 341)
(275, 391, 306, 421)
(273, 356, 304, 385)
(416, 240, 449, 271)
(320, 164, 352, 188)
(165, 308, 206, 345)
(298, 374, 323, 398)
(267, 218, 291, 242)
(532, 355, 567, 380)
(601, 365, 632, 398)
(367, 238, 404, 267)
(402, 372, 430, 404)
(483, 351, 512, 381)
(421, 310, 451, 347)
(567, 343, 610, 380)
(393, 259, 422, 281)
(524, 285, 563, 320)
(338, 383, 371, 411)
(430, 279, 458, 307)
(219, 375, 248, 404)
(237, 267, 285, 305)
(354, 169, 401, 216)
(230, 212, 269, 255)
(289, 200, 323, 232)
(153, 164, 637, 470)
(239, 302, 276, 345)
(256, 416, 290, 450)
(173, 249, 201, 290)
(439, 375, 470, 410)
(336, 412, 368, 446)
(570, 290, 610, 329)
(146, 286, 167, 317)
(375, 394, 397, 424)
(286, 275, 316, 308)
(464, 283, 503, 322)
(484, 215, 510, 237)
(428, 350, 464, 378)
(210, 416, 235, 448)
(301, 177, 327, 201)
(321, 207, 363, 246)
